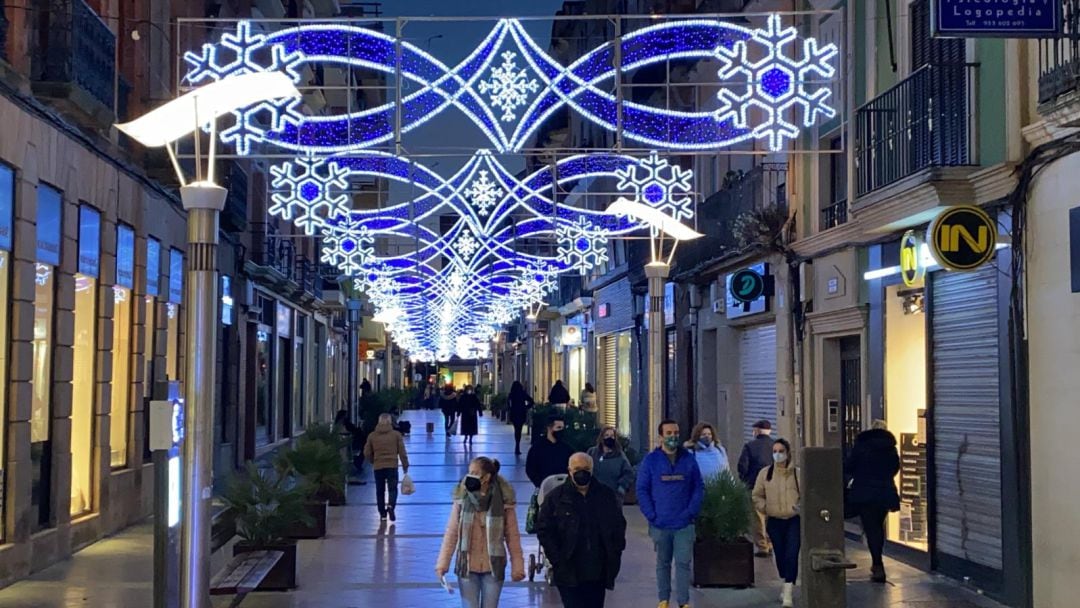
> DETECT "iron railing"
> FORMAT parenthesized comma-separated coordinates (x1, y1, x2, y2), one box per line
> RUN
(854, 63, 978, 197)
(676, 163, 787, 272)
(820, 199, 848, 230)
(1039, 0, 1080, 104)
(35, 0, 117, 111)
(0, 7, 9, 62)
(248, 229, 326, 299)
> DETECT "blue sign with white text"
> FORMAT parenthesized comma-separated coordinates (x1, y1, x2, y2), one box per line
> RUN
(116, 224, 135, 288)
(36, 185, 62, 266)
(169, 248, 183, 304)
(146, 237, 160, 296)
(0, 165, 13, 252)
(935, 0, 1059, 37)
(78, 206, 101, 278)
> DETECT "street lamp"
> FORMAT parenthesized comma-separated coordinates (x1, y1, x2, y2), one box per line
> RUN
(606, 197, 702, 448)
(115, 72, 301, 608)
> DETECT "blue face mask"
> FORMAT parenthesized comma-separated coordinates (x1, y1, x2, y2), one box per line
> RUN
(698, 437, 712, 447)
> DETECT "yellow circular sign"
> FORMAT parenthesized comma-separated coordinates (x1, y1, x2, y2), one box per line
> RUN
(927, 206, 997, 271)
(899, 230, 924, 287)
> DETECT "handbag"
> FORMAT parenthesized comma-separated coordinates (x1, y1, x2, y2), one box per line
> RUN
(400, 473, 416, 496)
(525, 490, 540, 534)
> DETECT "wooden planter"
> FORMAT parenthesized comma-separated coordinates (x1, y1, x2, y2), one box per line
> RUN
(316, 485, 347, 507)
(287, 501, 327, 539)
(692, 538, 755, 588)
(234, 540, 298, 591)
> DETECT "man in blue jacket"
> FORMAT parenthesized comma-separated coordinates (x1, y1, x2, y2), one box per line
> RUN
(637, 419, 705, 608)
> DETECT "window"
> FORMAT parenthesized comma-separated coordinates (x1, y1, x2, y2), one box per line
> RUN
(616, 331, 632, 438)
(111, 224, 135, 468)
(0, 164, 13, 540)
(71, 204, 101, 516)
(254, 326, 272, 445)
(822, 136, 848, 230)
(166, 248, 183, 383)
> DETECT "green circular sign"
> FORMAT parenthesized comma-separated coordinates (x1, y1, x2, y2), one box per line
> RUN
(927, 205, 997, 271)
(730, 268, 766, 303)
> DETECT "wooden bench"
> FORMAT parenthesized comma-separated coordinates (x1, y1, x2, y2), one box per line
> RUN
(210, 550, 283, 607)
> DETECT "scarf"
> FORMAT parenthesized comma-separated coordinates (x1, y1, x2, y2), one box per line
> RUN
(455, 478, 507, 580)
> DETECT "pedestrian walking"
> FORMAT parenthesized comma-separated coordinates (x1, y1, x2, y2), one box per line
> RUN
(525, 415, 575, 488)
(586, 426, 635, 508)
(844, 420, 901, 583)
(752, 438, 801, 608)
(738, 419, 775, 556)
(507, 381, 533, 456)
(685, 422, 729, 481)
(334, 408, 367, 485)
(360, 377, 373, 398)
(435, 456, 525, 608)
(636, 419, 704, 608)
(458, 385, 483, 449)
(536, 452, 627, 608)
(441, 385, 460, 436)
(580, 382, 597, 414)
(363, 413, 410, 522)
(548, 380, 571, 409)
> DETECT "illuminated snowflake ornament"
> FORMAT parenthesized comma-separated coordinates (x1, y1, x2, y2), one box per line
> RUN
(558, 216, 610, 274)
(453, 229, 481, 261)
(321, 223, 373, 276)
(269, 158, 351, 234)
(615, 151, 694, 220)
(714, 14, 838, 151)
(478, 51, 540, 122)
(463, 170, 504, 217)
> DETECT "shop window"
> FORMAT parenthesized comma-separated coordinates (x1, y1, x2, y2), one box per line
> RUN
(143, 297, 157, 400)
(616, 331, 632, 438)
(110, 286, 132, 468)
(254, 326, 272, 445)
(166, 303, 179, 381)
(0, 165, 13, 541)
(71, 273, 97, 516)
(31, 183, 61, 531)
(884, 283, 928, 551)
(293, 337, 304, 432)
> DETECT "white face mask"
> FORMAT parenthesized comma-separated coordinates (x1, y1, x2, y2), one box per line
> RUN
(772, 452, 787, 464)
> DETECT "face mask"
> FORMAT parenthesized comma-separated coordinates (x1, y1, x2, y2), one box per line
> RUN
(464, 475, 482, 492)
(663, 436, 681, 451)
(772, 452, 787, 464)
(553, 429, 565, 440)
(603, 437, 617, 449)
(572, 470, 592, 486)
(698, 437, 712, 447)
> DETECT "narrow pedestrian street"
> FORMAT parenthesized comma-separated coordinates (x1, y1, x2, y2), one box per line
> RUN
(0, 410, 1004, 608)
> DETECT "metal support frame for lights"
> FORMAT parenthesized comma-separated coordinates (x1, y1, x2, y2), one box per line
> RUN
(115, 72, 301, 608)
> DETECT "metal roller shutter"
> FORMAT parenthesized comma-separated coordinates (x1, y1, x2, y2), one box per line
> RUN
(740, 324, 777, 441)
(601, 335, 617, 429)
(931, 265, 1002, 570)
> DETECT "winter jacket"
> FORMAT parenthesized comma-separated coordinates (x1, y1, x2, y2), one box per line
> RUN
(686, 442, 729, 481)
(525, 437, 575, 487)
(580, 389, 597, 412)
(548, 383, 571, 405)
(363, 420, 410, 471)
(844, 428, 901, 511)
(636, 447, 705, 530)
(508, 392, 533, 426)
(435, 476, 524, 580)
(586, 446, 636, 496)
(439, 393, 459, 416)
(752, 464, 800, 520)
(737, 434, 775, 488)
(458, 393, 482, 437)
(535, 479, 626, 589)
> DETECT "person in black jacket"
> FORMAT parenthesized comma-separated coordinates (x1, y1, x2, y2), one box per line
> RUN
(536, 452, 626, 608)
(738, 419, 776, 556)
(457, 385, 483, 449)
(844, 420, 901, 583)
(508, 381, 533, 455)
(548, 380, 571, 408)
(526, 416, 574, 488)
(334, 408, 367, 486)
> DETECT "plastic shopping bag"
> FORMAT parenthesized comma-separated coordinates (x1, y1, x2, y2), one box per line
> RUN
(400, 473, 416, 496)
(525, 490, 539, 534)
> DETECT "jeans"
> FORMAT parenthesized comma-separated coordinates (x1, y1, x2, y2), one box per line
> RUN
(859, 506, 888, 566)
(766, 516, 801, 584)
(557, 581, 606, 607)
(648, 524, 694, 605)
(458, 572, 503, 608)
(373, 468, 398, 516)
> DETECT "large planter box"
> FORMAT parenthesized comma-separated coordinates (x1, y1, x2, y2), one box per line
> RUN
(317, 485, 347, 507)
(287, 501, 327, 539)
(233, 540, 298, 591)
(693, 538, 754, 588)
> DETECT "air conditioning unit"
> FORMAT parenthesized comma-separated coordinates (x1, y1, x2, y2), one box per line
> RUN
(688, 284, 702, 309)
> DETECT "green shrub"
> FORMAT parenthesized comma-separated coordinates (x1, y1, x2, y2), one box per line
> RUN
(222, 462, 312, 545)
(275, 434, 347, 502)
(696, 469, 753, 543)
(530, 405, 599, 452)
(299, 422, 347, 451)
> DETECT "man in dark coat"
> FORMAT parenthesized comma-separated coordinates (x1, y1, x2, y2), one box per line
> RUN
(457, 385, 483, 449)
(536, 452, 626, 608)
(738, 419, 776, 556)
(526, 416, 574, 488)
(844, 420, 901, 583)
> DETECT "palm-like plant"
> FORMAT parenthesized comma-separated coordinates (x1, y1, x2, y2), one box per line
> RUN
(696, 470, 753, 543)
(222, 463, 312, 546)
(275, 436, 347, 502)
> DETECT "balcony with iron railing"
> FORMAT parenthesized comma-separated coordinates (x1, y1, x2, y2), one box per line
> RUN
(245, 226, 328, 302)
(31, 0, 119, 129)
(675, 163, 787, 274)
(854, 63, 978, 197)
(1039, 0, 1080, 118)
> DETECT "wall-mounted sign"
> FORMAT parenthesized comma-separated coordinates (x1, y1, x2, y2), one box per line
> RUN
(168, 248, 184, 303)
(116, 224, 135, 288)
(934, 0, 1060, 38)
(726, 263, 769, 319)
(900, 230, 926, 287)
(276, 301, 292, 337)
(561, 324, 583, 347)
(597, 303, 610, 318)
(730, 268, 766, 303)
(0, 164, 13, 251)
(36, 185, 62, 266)
(928, 205, 997, 271)
(220, 275, 234, 326)
(146, 237, 160, 296)
(77, 205, 101, 278)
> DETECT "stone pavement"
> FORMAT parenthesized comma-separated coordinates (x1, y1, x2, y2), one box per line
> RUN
(0, 409, 1007, 608)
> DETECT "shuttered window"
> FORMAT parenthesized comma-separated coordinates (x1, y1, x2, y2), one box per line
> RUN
(740, 324, 777, 441)
(601, 335, 617, 428)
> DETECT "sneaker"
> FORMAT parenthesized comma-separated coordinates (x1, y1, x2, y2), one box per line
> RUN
(781, 582, 794, 608)
(389, 508, 396, 522)
(657, 602, 669, 608)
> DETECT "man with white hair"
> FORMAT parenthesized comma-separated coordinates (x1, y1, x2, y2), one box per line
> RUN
(535, 452, 627, 608)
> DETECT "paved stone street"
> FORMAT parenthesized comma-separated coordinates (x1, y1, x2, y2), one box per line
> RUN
(0, 410, 1006, 608)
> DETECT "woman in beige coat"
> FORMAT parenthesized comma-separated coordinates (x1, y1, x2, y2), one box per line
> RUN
(436, 457, 525, 608)
(752, 438, 801, 608)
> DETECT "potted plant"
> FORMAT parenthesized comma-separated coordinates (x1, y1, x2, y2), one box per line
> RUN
(276, 430, 348, 536)
(693, 470, 755, 587)
(222, 463, 313, 591)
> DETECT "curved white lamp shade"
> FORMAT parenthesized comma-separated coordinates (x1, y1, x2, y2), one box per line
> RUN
(606, 197, 704, 241)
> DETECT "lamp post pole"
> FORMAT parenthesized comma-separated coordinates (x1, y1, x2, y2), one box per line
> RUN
(645, 261, 669, 449)
(526, 319, 537, 396)
(178, 183, 226, 608)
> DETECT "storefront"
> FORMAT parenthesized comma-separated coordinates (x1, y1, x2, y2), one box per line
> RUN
(0, 165, 13, 540)
(593, 278, 638, 441)
(726, 264, 777, 441)
(71, 205, 101, 517)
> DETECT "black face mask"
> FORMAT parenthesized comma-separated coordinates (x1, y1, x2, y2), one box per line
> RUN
(464, 475, 482, 492)
(552, 429, 565, 441)
(572, 470, 592, 486)
(603, 437, 617, 449)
